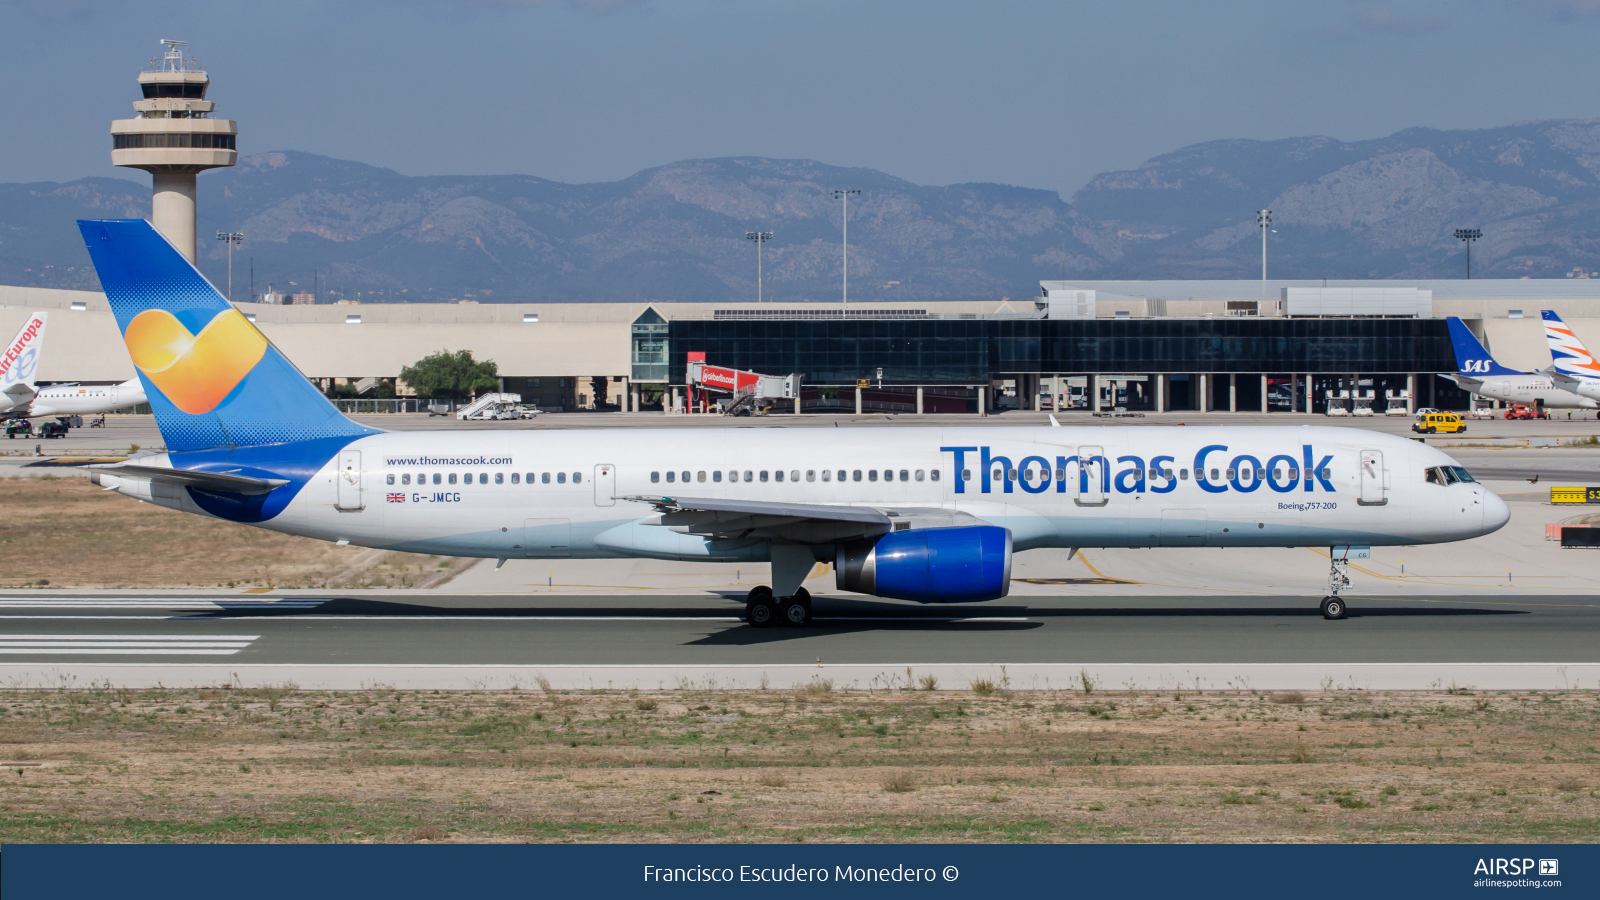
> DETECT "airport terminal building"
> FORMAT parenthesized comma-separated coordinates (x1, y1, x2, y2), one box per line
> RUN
(7, 277, 1600, 416)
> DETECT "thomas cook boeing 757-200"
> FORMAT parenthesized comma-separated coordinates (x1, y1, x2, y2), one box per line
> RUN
(76, 219, 1508, 623)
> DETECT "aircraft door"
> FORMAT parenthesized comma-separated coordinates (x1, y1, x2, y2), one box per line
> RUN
(1076, 445, 1108, 507)
(335, 450, 363, 510)
(1358, 450, 1387, 506)
(594, 464, 616, 507)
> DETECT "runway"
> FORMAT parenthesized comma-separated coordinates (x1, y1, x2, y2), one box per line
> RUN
(2, 591, 1596, 690)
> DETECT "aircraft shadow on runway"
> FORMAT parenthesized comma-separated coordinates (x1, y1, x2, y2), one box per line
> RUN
(181, 596, 1530, 624)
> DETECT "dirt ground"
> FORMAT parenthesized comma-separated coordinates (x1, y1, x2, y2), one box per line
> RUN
(0, 685, 1595, 843)
(0, 477, 474, 590)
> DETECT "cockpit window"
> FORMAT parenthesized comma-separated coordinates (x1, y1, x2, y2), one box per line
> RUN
(1450, 466, 1476, 484)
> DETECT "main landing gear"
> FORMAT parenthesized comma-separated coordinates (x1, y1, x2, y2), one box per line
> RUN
(746, 586, 812, 628)
(1320, 553, 1351, 620)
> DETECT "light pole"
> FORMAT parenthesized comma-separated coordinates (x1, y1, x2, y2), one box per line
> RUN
(1256, 210, 1271, 291)
(745, 230, 773, 302)
(832, 189, 860, 305)
(1455, 228, 1481, 279)
(216, 232, 243, 303)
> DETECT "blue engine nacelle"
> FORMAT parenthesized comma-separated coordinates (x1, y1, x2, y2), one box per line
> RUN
(835, 525, 1012, 603)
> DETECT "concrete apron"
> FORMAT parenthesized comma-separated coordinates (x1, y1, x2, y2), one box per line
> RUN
(3, 662, 1596, 692)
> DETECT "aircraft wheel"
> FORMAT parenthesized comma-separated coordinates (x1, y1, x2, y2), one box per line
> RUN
(746, 598, 778, 628)
(779, 594, 813, 627)
(746, 586, 777, 627)
(1320, 596, 1347, 620)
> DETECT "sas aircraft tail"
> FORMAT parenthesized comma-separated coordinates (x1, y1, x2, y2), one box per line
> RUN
(1, 310, 47, 406)
(77, 219, 376, 451)
(1542, 310, 1600, 382)
(1445, 316, 1524, 378)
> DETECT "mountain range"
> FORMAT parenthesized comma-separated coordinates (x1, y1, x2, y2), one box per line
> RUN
(6, 118, 1600, 302)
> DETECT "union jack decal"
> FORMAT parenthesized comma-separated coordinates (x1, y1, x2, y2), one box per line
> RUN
(386, 493, 406, 503)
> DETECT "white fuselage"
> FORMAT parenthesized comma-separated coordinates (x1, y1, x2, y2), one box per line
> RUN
(1449, 373, 1596, 409)
(10, 379, 147, 418)
(124, 425, 1509, 561)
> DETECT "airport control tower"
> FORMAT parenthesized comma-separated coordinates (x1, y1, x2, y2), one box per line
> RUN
(110, 40, 237, 263)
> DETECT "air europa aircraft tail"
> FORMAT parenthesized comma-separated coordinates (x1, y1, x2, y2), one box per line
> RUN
(1445, 316, 1524, 378)
(1, 310, 47, 402)
(78, 219, 376, 451)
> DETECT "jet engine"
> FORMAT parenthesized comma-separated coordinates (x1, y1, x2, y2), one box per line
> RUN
(835, 525, 1011, 603)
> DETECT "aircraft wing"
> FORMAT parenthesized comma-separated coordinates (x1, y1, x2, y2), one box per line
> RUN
(620, 494, 985, 544)
(87, 464, 289, 496)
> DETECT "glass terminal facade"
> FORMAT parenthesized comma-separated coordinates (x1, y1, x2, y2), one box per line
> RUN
(632, 311, 1470, 414)
(666, 317, 1456, 383)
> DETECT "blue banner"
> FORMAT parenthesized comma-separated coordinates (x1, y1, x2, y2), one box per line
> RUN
(3, 843, 1593, 899)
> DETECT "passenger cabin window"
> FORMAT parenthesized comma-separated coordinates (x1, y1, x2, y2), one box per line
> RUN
(495, 473, 504, 485)
(713, 471, 722, 483)
(698, 471, 707, 482)
(761, 470, 770, 482)
(930, 470, 940, 481)
(449, 473, 458, 485)
(791, 470, 800, 482)
(807, 470, 816, 482)
(542, 473, 551, 484)
(557, 473, 566, 484)
(386, 474, 395, 485)
(666, 471, 675, 483)
(868, 470, 877, 482)
(915, 470, 924, 481)
(574, 472, 583, 484)
(651, 472, 660, 483)
(821, 470, 831, 482)
(680, 471, 688, 483)
(480, 473, 489, 485)
(511, 473, 520, 484)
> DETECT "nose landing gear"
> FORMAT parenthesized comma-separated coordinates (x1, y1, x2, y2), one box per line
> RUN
(746, 586, 812, 627)
(1321, 553, 1351, 620)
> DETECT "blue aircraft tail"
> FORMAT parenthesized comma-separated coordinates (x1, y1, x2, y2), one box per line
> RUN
(78, 219, 377, 451)
(1445, 316, 1524, 377)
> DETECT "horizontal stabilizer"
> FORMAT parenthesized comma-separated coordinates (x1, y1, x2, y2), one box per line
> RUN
(87, 463, 289, 496)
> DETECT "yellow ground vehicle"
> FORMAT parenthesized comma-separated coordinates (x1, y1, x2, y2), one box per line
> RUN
(1412, 412, 1466, 434)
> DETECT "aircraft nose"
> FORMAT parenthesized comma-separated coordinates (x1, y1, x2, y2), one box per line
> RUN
(1481, 489, 1511, 534)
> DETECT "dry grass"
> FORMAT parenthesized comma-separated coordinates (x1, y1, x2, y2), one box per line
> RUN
(0, 687, 1597, 843)
(881, 770, 918, 793)
(0, 477, 474, 589)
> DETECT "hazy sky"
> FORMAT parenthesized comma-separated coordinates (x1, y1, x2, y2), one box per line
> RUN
(7, 0, 1600, 198)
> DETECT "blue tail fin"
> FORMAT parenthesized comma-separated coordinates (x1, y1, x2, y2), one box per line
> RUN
(1445, 316, 1524, 377)
(79, 219, 377, 451)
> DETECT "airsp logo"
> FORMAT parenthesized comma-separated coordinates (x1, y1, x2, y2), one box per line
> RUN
(1473, 858, 1547, 876)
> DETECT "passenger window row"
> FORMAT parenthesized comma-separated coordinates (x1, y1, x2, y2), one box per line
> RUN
(650, 469, 941, 484)
(385, 471, 583, 486)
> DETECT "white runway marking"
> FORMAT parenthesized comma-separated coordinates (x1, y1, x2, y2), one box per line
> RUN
(0, 599, 326, 610)
(0, 634, 259, 656)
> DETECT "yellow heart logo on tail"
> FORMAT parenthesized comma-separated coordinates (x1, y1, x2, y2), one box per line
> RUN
(125, 308, 269, 414)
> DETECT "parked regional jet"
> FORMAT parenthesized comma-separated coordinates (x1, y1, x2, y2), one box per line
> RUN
(77, 219, 1508, 623)
(0, 310, 147, 419)
(1541, 310, 1600, 403)
(1443, 316, 1595, 410)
